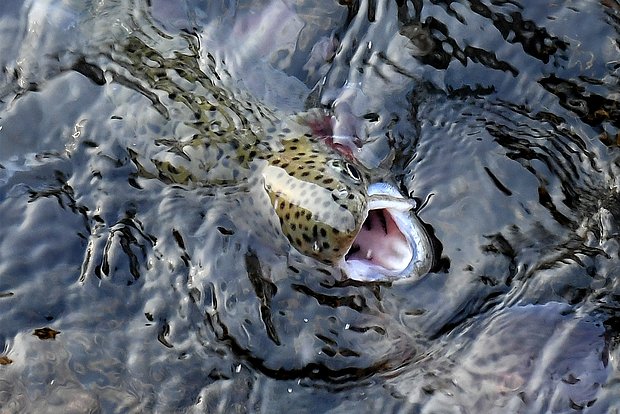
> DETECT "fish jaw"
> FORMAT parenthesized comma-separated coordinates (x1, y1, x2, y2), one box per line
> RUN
(339, 182, 433, 282)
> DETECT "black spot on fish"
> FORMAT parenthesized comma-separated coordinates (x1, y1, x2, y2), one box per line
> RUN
(323, 178, 334, 184)
(302, 234, 312, 243)
(320, 228, 327, 237)
(322, 242, 330, 249)
(295, 238, 302, 246)
(279, 202, 285, 209)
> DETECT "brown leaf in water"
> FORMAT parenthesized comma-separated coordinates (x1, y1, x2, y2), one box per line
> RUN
(33, 327, 60, 340)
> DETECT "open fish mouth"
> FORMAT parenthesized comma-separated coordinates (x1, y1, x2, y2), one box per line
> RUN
(340, 183, 433, 282)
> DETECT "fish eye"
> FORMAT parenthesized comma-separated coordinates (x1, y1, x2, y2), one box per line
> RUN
(327, 159, 362, 182)
(343, 162, 362, 182)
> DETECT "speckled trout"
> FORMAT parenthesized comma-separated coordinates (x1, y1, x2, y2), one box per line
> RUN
(113, 34, 433, 282)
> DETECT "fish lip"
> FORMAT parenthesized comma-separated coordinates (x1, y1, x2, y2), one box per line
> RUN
(339, 182, 433, 282)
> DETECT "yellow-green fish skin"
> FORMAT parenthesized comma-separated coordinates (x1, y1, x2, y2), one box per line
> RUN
(261, 136, 370, 264)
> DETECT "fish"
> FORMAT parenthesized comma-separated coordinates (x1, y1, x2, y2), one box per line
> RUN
(260, 126, 433, 282)
(136, 126, 433, 282)
(114, 35, 433, 282)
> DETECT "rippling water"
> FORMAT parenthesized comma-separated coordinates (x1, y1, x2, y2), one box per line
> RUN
(1, 0, 619, 412)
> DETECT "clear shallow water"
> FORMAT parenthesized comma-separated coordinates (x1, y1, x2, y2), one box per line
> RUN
(0, 0, 619, 412)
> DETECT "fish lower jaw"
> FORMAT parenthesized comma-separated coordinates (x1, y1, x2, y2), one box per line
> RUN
(340, 195, 432, 282)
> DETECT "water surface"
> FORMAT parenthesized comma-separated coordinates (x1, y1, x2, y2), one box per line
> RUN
(0, 0, 619, 412)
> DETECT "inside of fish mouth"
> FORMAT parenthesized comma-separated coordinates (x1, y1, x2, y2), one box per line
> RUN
(344, 207, 413, 272)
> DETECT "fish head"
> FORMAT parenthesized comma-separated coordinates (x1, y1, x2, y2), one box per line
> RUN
(262, 136, 370, 263)
(262, 136, 434, 282)
(339, 182, 434, 282)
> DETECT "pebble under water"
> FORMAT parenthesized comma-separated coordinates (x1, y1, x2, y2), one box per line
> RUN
(1, 0, 620, 412)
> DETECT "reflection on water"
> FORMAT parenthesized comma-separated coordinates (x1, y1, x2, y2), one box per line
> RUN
(0, 0, 619, 412)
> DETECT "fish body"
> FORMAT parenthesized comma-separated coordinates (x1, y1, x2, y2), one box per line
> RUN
(117, 36, 432, 282)
(139, 124, 432, 282)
